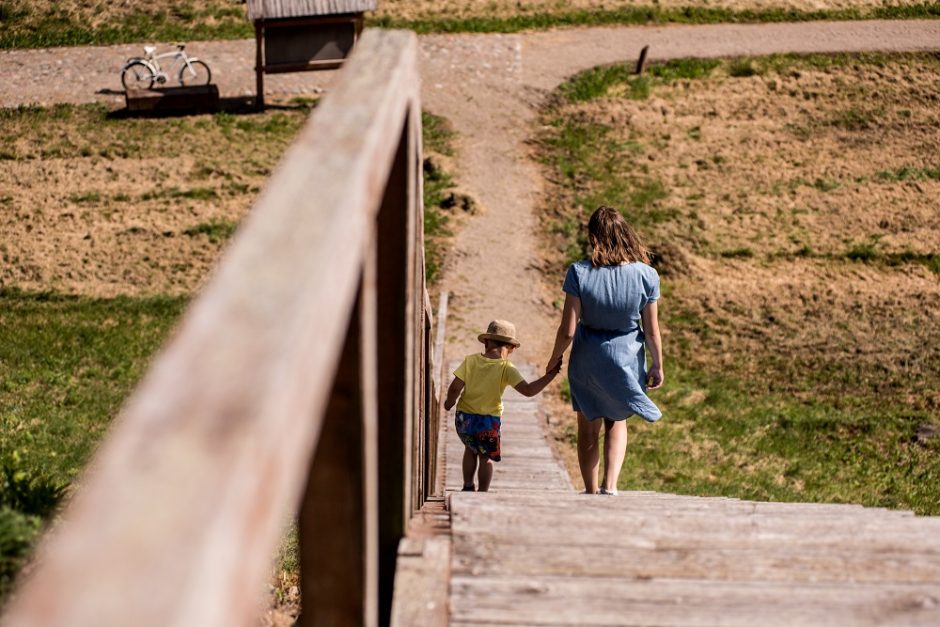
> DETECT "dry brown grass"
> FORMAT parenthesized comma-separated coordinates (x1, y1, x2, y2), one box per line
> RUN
(0, 102, 311, 296)
(539, 53, 940, 413)
(375, 0, 931, 21)
(1, 0, 247, 32)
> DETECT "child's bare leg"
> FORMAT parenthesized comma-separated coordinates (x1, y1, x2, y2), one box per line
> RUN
(577, 412, 602, 493)
(477, 454, 494, 492)
(462, 446, 478, 489)
(602, 419, 628, 492)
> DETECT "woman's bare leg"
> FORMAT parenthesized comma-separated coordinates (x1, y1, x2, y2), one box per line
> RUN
(462, 447, 478, 488)
(477, 455, 495, 492)
(577, 413, 602, 493)
(602, 419, 628, 493)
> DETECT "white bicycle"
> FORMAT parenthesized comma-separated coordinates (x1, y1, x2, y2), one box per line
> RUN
(121, 43, 211, 90)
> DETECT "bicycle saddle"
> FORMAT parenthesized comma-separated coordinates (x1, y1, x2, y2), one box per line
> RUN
(175, 43, 186, 50)
(144, 45, 156, 55)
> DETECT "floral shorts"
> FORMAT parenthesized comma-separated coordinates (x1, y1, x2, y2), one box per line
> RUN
(455, 411, 502, 462)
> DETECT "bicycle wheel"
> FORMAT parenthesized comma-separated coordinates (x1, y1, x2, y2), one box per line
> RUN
(179, 60, 211, 86)
(121, 60, 155, 91)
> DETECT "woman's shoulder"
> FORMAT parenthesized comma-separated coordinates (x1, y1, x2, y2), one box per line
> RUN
(567, 259, 592, 271)
(633, 261, 659, 278)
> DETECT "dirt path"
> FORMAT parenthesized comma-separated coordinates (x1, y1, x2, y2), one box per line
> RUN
(1, 20, 938, 365)
(416, 20, 940, 364)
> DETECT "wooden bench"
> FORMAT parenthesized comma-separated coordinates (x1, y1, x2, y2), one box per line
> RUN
(125, 84, 220, 113)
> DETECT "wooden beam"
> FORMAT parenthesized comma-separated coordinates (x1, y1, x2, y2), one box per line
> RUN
(298, 249, 378, 627)
(262, 60, 345, 74)
(635, 44, 650, 75)
(255, 21, 265, 110)
(1, 29, 420, 627)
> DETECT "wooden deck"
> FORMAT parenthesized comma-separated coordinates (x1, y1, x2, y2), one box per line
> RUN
(441, 364, 940, 626)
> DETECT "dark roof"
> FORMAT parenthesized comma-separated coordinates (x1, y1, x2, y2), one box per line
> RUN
(247, 0, 376, 20)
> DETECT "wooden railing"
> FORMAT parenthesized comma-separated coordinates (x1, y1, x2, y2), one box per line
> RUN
(2, 29, 442, 627)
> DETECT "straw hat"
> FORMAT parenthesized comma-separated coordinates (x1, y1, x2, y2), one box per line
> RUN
(478, 319, 521, 347)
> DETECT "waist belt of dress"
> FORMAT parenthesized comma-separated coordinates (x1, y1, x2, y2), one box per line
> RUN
(579, 322, 640, 335)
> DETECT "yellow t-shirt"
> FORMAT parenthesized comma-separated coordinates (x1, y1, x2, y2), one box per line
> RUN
(454, 353, 525, 416)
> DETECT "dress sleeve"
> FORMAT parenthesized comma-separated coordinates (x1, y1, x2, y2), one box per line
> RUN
(647, 267, 661, 302)
(453, 357, 468, 382)
(562, 264, 580, 297)
(504, 362, 525, 388)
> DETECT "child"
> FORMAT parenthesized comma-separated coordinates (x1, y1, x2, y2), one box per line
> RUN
(444, 319, 561, 492)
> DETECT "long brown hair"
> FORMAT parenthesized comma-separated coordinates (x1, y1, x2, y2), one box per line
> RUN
(588, 206, 650, 266)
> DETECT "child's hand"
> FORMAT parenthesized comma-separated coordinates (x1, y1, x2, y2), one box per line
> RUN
(546, 356, 563, 377)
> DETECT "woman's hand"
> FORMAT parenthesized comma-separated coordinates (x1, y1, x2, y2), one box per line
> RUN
(647, 365, 664, 390)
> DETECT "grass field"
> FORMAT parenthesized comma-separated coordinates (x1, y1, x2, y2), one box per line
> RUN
(1, 0, 938, 48)
(0, 100, 308, 599)
(538, 52, 940, 515)
(0, 100, 458, 602)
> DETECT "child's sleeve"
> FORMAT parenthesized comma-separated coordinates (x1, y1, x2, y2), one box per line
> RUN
(504, 362, 525, 388)
(453, 357, 469, 382)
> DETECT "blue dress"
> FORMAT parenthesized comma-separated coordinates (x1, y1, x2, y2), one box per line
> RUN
(563, 260, 662, 422)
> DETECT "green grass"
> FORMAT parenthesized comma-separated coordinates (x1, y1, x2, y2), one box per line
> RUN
(0, 5, 254, 50)
(422, 112, 458, 285)
(182, 219, 239, 243)
(3, 3, 939, 48)
(0, 288, 187, 596)
(719, 247, 754, 259)
(620, 357, 940, 514)
(538, 115, 674, 265)
(422, 111, 457, 157)
(0, 103, 306, 164)
(876, 165, 940, 182)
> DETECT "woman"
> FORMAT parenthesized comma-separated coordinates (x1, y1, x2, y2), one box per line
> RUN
(547, 206, 664, 495)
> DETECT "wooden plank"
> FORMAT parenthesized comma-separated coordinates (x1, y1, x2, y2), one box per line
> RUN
(451, 536, 940, 584)
(450, 515, 940, 552)
(390, 536, 450, 627)
(1, 29, 419, 627)
(458, 574, 940, 624)
(449, 492, 919, 520)
(450, 575, 940, 626)
(263, 59, 345, 73)
(248, 0, 376, 20)
(432, 292, 448, 400)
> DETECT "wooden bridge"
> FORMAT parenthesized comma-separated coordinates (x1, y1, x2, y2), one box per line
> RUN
(3, 29, 940, 627)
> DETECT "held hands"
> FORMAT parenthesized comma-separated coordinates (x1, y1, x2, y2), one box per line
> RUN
(647, 365, 664, 390)
(546, 355, 563, 378)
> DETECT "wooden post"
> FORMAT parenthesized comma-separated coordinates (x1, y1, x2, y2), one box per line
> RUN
(635, 45, 650, 75)
(375, 112, 416, 625)
(410, 101, 424, 516)
(298, 248, 378, 627)
(255, 21, 265, 110)
(422, 308, 433, 501)
(430, 292, 448, 496)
